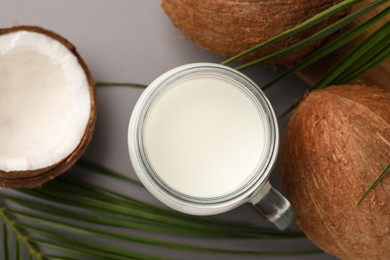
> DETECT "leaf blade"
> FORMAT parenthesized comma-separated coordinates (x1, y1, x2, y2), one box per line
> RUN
(234, 0, 388, 70)
(261, 5, 390, 90)
(280, 18, 390, 118)
(312, 19, 390, 89)
(95, 81, 147, 88)
(357, 163, 390, 206)
(0, 208, 44, 260)
(221, 0, 364, 65)
(3, 220, 10, 260)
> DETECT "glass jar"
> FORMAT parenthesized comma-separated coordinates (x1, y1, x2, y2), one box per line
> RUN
(128, 63, 294, 230)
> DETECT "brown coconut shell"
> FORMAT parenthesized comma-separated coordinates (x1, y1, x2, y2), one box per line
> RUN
(281, 85, 390, 259)
(0, 26, 96, 188)
(161, 0, 347, 65)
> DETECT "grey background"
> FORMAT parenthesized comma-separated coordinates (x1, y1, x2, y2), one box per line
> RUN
(1, 0, 336, 259)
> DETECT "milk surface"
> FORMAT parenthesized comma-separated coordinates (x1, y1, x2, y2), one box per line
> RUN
(143, 76, 266, 198)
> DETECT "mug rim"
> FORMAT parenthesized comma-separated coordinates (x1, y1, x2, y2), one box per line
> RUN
(128, 63, 279, 215)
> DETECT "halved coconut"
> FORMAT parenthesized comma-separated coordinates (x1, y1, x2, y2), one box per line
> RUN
(0, 26, 96, 188)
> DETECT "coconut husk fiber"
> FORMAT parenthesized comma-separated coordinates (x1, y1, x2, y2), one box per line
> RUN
(161, 0, 346, 65)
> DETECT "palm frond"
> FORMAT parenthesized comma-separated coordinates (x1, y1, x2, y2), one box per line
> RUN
(280, 18, 390, 118)
(221, 0, 364, 65)
(223, 0, 388, 69)
(260, 5, 390, 91)
(1, 159, 319, 259)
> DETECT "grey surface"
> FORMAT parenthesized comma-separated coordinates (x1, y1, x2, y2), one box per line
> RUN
(1, 1, 336, 259)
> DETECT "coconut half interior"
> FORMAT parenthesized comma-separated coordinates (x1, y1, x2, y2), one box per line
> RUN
(0, 27, 94, 186)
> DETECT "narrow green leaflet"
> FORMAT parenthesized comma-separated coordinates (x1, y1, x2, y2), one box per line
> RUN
(76, 159, 142, 186)
(3, 208, 321, 258)
(279, 19, 390, 118)
(312, 20, 390, 89)
(3, 220, 10, 260)
(0, 151, 314, 257)
(0, 208, 44, 260)
(232, 0, 388, 70)
(260, 6, 390, 90)
(0, 160, 318, 259)
(11, 210, 317, 256)
(75, 159, 302, 237)
(357, 163, 390, 206)
(16, 239, 22, 260)
(95, 81, 147, 88)
(338, 45, 390, 84)
(221, 0, 365, 65)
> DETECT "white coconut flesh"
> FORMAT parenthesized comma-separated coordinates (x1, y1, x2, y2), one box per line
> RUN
(0, 30, 91, 173)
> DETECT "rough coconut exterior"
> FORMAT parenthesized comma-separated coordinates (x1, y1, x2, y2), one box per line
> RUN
(161, 0, 347, 65)
(0, 26, 96, 188)
(282, 85, 390, 259)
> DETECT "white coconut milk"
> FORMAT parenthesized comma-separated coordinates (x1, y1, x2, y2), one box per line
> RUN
(143, 76, 266, 198)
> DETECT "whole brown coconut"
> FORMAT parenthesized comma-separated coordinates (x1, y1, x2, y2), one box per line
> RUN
(282, 85, 390, 259)
(161, 0, 347, 65)
(0, 26, 96, 188)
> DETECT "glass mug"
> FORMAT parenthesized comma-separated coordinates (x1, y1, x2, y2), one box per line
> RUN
(128, 63, 294, 230)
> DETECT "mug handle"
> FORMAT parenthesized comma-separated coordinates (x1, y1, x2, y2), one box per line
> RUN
(251, 181, 295, 230)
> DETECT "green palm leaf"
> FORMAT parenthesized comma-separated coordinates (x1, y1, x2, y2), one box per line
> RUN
(279, 18, 390, 118)
(1, 161, 319, 259)
(221, 0, 364, 65)
(223, 0, 388, 69)
(260, 5, 390, 91)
